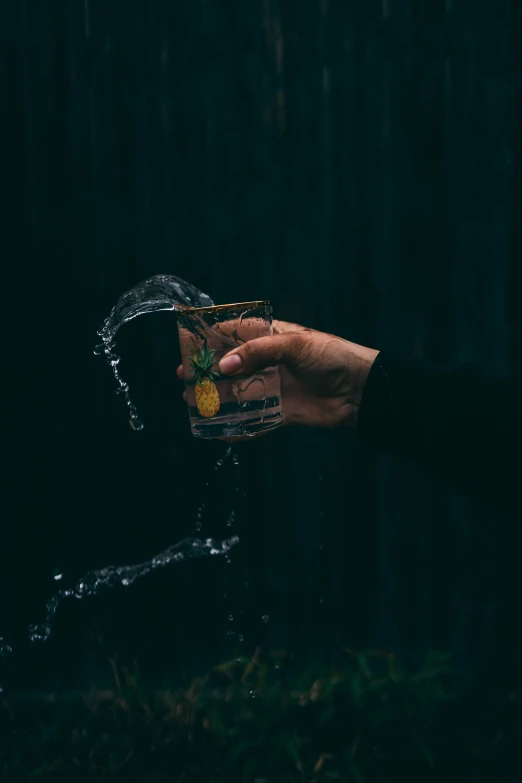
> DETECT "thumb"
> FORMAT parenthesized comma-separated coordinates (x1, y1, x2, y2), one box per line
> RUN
(218, 332, 307, 376)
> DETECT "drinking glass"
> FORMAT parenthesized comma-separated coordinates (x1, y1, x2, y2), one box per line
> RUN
(177, 300, 283, 438)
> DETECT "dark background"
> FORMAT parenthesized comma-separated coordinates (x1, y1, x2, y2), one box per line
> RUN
(2, 0, 522, 690)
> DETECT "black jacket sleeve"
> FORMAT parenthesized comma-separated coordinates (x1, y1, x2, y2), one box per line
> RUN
(357, 352, 522, 521)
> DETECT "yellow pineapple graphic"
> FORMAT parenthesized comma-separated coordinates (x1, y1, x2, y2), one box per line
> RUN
(187, 339, 221, 418)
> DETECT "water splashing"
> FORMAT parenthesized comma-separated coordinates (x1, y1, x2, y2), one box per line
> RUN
(214, 446, 232, 470)
(94, 274, 214, 429)
(6, 535, 240, 652)
(1, 277, 252, 682)
(0, 437, 244, 681)
(0, 639, 13, 662)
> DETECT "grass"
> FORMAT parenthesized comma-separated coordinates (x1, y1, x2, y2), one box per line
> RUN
(1, 646, 522, 782)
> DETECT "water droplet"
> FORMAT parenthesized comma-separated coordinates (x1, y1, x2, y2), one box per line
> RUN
(262, 615, 270, 624)
(122, 578, 131, 587)
(228, 614, 234, 622)
(232, 454, 239, 465)
(238, 634, 244, 642)
(319, 598, 324, 604)
(249, 690, 256, 698)
(93, 344, 104, 356)
(244, 582, 249, 589)
(53, 572, 63, 582)
(195, 521, 202, 532)
(224, 592, 228, 599)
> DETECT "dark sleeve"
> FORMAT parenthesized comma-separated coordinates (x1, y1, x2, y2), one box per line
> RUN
(357, 352, 522, 521)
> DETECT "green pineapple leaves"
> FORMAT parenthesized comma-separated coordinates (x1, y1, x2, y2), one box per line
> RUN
(186, 338, 220, 384)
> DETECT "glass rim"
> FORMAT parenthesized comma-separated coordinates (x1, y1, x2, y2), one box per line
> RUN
(177, 300, 271, 315)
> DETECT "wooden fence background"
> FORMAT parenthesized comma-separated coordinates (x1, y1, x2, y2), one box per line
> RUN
(1, 0, 522, 686)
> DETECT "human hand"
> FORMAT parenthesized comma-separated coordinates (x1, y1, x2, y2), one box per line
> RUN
(177, 320, 378, 431)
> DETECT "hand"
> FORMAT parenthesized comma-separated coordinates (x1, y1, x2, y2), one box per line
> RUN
(177, 320, 378, 431)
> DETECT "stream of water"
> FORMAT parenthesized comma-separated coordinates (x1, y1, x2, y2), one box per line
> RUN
(94, 274, 214, 430)
(0, 275, 244, 683)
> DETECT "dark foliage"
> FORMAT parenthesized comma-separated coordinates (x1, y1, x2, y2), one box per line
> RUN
(2, 647, 522, 782)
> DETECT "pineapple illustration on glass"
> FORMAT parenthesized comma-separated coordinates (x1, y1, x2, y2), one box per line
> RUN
(186, 339, 221, 418)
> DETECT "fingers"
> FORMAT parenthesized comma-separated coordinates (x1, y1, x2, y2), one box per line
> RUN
(218, 331, 309, 376)
(177, 325, 311, 380)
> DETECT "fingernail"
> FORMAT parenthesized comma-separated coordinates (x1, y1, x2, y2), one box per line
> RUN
(219, 353, 242, 374)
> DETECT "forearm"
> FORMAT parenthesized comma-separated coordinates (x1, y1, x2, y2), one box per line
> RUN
(357, 352, 522, 521)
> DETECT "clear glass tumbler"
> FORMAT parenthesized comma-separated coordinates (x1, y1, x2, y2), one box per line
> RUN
(177, 300, 283, 439)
